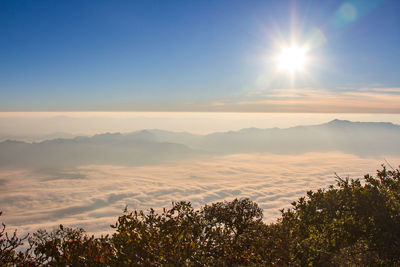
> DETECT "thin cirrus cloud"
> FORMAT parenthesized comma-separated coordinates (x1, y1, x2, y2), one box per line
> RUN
(211, 88, 400, 113)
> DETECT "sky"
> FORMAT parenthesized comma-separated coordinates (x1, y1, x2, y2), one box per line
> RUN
(1, 0, 400, 112)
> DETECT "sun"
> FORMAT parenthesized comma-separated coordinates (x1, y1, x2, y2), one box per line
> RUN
(276, 45, 308, 73)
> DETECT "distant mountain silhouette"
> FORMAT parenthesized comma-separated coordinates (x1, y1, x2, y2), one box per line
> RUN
(0, 132, 198, 168)
(1, 120, 399, 168)
(196, 119, 400, 155)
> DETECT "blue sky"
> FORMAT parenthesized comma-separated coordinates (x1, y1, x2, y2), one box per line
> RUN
(1, 0, 399, 112)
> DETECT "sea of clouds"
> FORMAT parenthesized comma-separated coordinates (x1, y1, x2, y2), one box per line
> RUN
(1, 152, 398, 236)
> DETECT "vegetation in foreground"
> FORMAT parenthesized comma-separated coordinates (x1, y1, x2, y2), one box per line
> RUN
(1, 165, 400, 266)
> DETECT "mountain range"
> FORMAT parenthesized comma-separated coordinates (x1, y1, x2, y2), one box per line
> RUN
(1, 119, 399, 168)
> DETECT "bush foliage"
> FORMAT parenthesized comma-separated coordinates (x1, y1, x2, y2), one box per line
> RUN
(1, 165, 400, 266)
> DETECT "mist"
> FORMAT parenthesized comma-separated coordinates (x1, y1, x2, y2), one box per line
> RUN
(1, 113, 400, 236)
(2, 112, 400, 141)
(1, 152, 398, 236)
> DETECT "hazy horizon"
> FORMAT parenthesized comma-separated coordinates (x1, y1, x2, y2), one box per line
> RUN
(2, 112, 400, 141)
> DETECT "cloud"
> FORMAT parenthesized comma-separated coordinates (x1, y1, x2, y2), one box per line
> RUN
(1, 152, 398, 236)
(211, 88, 400, 113)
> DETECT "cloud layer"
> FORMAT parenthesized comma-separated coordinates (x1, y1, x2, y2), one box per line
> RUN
(1, 152, 398, 236)
(212, 88, 400, 113)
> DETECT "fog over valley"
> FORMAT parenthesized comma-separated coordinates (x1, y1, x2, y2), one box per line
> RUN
(2, 152, 399, 236)
(1, 118, 400, 236)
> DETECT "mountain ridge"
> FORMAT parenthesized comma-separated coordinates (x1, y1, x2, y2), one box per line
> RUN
(1, 119, 399, 168)
(2, 119, 399, 145)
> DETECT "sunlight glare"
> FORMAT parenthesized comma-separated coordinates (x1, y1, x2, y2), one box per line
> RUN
(277, 45, 308, 73)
